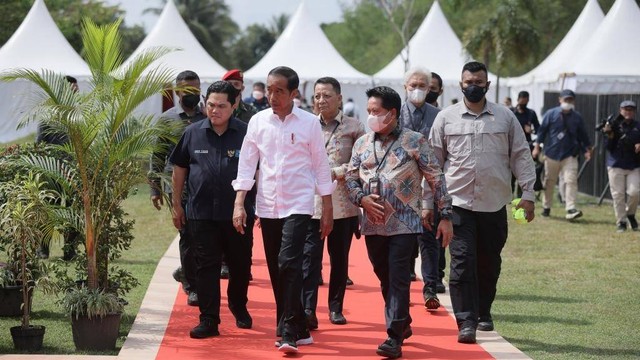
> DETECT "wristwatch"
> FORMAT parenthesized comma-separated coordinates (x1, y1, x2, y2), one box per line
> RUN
(439, 208, 453, 221)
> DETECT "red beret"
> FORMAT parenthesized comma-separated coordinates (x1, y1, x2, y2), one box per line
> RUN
(222, 69, 243, 82)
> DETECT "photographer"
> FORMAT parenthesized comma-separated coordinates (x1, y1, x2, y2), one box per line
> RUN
(602, 100, 640, 232)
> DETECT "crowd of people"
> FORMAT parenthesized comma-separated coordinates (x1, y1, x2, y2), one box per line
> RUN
(138, 61, 639, 359)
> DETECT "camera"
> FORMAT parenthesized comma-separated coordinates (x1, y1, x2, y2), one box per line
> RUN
(595, 113, 623, 132)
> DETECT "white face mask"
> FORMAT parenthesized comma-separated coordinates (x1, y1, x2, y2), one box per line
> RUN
(367, 112, 391, 133)
(408, 88, 427, 104)
(560, 102, 574, 111)
(253, 90, 264, 100)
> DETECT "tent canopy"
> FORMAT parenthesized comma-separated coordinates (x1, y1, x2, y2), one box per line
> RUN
(507, 0, 604, 87)
(121, 0, 227, 82)
(244, 2, 370, 84)
(0, 0, 90, 77)
(374, 1, 472, 84)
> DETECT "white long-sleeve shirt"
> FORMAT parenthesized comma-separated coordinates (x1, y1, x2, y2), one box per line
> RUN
(232, 106, 335, 219)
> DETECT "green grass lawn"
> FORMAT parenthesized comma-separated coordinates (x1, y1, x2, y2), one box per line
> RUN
(0, 184, 176, 354)
(494, 194, 640, 359)
(1, 186, 638, 358)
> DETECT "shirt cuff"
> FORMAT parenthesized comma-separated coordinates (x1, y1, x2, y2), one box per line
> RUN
(316, 180, 337, 196)
(521, 190, 536, 203)
(421, 200, 434, 210)
(232, 179, 256, 191)
(332, 166, 345, 180)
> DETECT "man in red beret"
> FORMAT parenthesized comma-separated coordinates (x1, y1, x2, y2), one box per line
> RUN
(222, 69, 257, 123)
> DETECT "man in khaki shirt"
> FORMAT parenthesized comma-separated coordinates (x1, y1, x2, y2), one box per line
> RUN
(429, 61, 536, 344)
(302, 77, 366, 329)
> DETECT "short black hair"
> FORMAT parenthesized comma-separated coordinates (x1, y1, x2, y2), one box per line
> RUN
(365, 86, 401, 115)
(65, 75, 77, 84)
(462, 61, 488, 77)
(518, 91, 530, 99)
(253, 82, 265, 90)
(176, 70, 200, 83)
(206, 80, 239, 106)
(314, 77, 341, 94)
(268, 66, 299, 91)
(431, 72, 443, 90)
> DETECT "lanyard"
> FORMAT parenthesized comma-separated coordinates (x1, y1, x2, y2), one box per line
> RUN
(323, 114, 342, 148)
(325, 121, 340, 148)
(373, 135, 397, 175)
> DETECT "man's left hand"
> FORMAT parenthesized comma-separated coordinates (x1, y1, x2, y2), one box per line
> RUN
(421, 209, 434, 231)
(516, 199, 536, 222)
(320, 209, 334, 239)
(437, 219, 453, 248)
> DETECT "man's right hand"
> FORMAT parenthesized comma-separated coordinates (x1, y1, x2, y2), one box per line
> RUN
(151, 195, 163, 210)
(362, 194, 385, 223)
(172, 204, 186, 230)
(532, 146, 540, 160)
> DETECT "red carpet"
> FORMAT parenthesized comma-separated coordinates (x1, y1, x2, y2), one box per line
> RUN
(156, 230, 494, 359)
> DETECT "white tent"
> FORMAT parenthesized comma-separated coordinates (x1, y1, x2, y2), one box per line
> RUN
(244, 1, 372, 119)
(567, 0, 640, 93)
(506, 0, 605, 112)
(0, 0, 91, 143)
(373, 1, 506, 106)
(121, 0, 227, 82)
(120, 0, 229, 117)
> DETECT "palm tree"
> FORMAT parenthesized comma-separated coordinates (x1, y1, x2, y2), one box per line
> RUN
(0, 19, 177, 290)
(462, 0, 539, 98)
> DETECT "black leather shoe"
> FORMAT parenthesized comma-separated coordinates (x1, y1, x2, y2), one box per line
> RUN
(409, 272, 417, 281)
(346, 277, 354, 286)
(457, 327, 476, 344)
(376, 337, 402, 359)
(436, 281, 446, 294)
(305, 309, 318, 330)
(329, 311, 347, 325)
(478, 317, 494, 331)
(424, 293, 441, 310)
(190, 319, 219, 338)
(231, 307, 253, 329)
(187, 291, 199, 306)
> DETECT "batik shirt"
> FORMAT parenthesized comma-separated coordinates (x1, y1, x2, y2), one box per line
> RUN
(313, 111, 366, 219)
(346, 125, 452, 236)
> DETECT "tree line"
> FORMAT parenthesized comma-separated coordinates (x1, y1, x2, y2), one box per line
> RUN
(1, 0, 635, 77)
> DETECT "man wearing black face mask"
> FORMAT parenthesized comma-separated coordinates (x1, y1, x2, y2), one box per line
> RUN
(511, 91, 540, 197)
(426, 72, 443, 108)
(150, 70, 206, 307)
(430, 61, 536, 344)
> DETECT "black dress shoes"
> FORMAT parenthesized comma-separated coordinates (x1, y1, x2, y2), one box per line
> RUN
(457, 327, 477, 344)
(478, 317, 494, 331)
(190, 319, 219, 338)
(329, 311, 347, 325)
(376, 337, 402, 359)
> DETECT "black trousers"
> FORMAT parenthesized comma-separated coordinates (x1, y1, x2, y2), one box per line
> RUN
(449, 206, 508, 329)
(261, 215, 310, 338)
(302, 217, 355, 313)
(178, 225, 197, 293)
(365, 234, 415, 341)
(188, 218, 253, 323)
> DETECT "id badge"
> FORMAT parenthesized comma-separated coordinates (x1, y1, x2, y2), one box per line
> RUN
(557, 131, 565, 140)
(369, 177, 380, 196)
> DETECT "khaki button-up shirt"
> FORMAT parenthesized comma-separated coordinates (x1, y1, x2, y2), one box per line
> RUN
(429, 101, 536, 212)
(313, 111, 366, 219)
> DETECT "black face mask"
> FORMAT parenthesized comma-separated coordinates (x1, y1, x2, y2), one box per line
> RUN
(425, 91, 440, 104)
(461, 85, 488, 103)
(181, 94, 200, 110)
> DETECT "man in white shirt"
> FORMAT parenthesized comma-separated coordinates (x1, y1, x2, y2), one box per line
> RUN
(232, 66, 335, 354)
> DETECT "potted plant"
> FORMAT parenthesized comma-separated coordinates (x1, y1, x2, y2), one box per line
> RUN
(1, 19, 178, 351)
(0, 172, 57, 351)
(61, 286, 124, 351)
